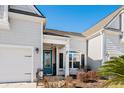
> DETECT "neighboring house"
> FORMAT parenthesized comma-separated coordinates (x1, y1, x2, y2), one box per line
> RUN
(0, 5, 45, 83)
(83, 6, 124, 70)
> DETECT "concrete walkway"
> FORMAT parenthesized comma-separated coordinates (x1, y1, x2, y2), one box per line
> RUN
(0, 82, 43, 88)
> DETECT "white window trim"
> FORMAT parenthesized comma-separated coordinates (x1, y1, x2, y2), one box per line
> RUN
(69, 52, 81, 69)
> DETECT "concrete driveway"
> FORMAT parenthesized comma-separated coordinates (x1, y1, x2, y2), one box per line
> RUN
(0, 82, 43, 88)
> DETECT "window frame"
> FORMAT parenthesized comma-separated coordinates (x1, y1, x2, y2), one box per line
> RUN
(59, 53, 63, 68)
(69, 52, 81, 69)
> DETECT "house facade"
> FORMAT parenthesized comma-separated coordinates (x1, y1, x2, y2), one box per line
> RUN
(84, 6, 124, 70)
(0, 5, 124, 83)
(0, 5, 45, 83)
(0, 5, 86, 83)
(43, 29, 86, 76)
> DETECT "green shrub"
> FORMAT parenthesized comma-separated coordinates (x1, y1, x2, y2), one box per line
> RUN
(99, 55, 124, 87)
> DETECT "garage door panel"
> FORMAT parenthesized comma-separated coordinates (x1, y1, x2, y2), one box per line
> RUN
(0, 46, 33, 83)
(0, 73, 31, 82)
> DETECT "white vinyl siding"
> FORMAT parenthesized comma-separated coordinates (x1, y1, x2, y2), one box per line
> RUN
(106, 15, 120, 30)
(88, 34, 103, 70)
(105, 33, 124, 58)
(0, 15, 43, 80)
(69, 36, 87, 69)
(69, 36, 86, 54)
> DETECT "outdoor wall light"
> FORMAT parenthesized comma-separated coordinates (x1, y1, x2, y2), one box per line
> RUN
(35, 48, 39, 54)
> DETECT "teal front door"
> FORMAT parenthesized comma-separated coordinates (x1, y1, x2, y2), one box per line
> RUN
(43, 50, 52, 75)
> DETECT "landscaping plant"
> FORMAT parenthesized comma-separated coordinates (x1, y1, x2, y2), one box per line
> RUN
(99, 55, 124, 87)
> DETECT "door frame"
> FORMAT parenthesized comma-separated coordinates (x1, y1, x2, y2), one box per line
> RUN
(43, 50, 53, 75)
(0, 44, 34, 82)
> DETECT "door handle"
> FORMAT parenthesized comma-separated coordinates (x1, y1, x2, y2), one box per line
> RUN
(24, 73, 31, 75)
(24, 56, 32, 57)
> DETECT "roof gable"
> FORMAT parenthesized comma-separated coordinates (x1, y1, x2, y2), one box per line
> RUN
(105, 14, 121, 30)
(82, 6, 124, 36)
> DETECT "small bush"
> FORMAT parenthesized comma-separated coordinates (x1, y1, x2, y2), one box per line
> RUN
(77, 71, 98, 82)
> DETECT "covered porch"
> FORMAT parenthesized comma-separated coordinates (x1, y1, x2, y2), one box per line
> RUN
(43, 34, 70, 77)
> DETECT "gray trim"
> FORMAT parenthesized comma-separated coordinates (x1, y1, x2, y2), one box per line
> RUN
(120, 14, 122, 31)
(104, 9, 124, 30)
(9, 8, 45, 18)
(33, 5, 46, 18)
(104, 27, 121, 32)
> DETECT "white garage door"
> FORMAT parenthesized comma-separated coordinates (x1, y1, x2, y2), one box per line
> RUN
(0, 46, 33, 83)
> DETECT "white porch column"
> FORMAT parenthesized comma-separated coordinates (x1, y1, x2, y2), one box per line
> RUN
(65, 40, 70, 77)
(56, 47, 59, 75)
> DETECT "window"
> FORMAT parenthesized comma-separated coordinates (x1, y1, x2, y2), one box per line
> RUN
(73, 62, 80, 68)
(73, 54, 80, 68)
(69, 62, 72, 68)
(69, 52, 81, 69)
(81, 54, 85, 68)
(59, 53, 63, 68)
(69, 54, 72, 68)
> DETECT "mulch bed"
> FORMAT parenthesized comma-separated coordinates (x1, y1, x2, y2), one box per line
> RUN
(72, 80, 105, 88)
(37, 71, 106, 88)
(37, 77, 106, 88)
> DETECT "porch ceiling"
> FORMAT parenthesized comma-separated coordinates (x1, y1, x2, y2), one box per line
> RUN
(43, 43, 64, 49)
(43, 34, 69, 45)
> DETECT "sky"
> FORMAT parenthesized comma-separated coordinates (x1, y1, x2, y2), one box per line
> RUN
(37, 5, 121, 33)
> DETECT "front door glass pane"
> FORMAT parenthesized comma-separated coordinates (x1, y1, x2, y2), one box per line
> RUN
(44, 52, 51, 68)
